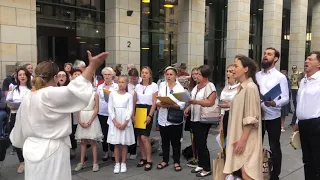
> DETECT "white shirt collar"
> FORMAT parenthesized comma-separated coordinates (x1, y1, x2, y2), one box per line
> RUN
(262, 67, 276, 74)
(228, 83, 240, 90)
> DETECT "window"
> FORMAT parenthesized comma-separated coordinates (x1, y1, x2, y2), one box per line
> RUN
(170, 8, 174, 15)
(169, 19, 174, 27)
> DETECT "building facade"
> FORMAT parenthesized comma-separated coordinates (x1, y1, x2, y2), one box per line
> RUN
(0, 0, 317, 85)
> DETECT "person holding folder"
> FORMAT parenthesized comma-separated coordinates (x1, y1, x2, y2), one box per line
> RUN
(256, 47, 289, 180)
(156, 66, 185, 172)
(132, 66, 158, 171)
(293, 51, 320, 180)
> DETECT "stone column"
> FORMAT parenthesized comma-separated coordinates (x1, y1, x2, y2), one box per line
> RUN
(262, 0, 283, 69)
(311, 0, 320, 51)
(0, 0, 37, 82)
(288, 0, 308, 73)
(177, 0, 205, 72)
(226, 0, 250, 67)
(105, 0, 140, 73)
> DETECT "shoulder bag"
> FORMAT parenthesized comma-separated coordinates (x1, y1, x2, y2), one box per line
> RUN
(166, 85, 184, 124)
(200, 83, 221, 124)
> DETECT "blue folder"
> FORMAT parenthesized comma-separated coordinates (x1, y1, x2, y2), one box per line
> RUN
(261, 83, 282, 101)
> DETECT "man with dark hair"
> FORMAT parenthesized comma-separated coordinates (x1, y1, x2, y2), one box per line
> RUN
(256, 47, 289, 180)
(294, 51, 320, 180)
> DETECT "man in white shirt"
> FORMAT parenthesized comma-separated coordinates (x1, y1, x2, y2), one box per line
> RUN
(294, 51, 320, 180)
(256, 47, 289, 180)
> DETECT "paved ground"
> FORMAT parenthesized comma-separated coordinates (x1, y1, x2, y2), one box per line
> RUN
(0, 113, 304, 180)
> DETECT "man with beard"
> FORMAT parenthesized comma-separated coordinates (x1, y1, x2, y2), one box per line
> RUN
(294, 51, 320, 180)
(256, 47, 289, 180)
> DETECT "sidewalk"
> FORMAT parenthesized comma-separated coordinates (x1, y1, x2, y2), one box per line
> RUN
(0, 113, 304, 180)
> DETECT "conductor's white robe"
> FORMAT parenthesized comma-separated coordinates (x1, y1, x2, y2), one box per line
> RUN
(10, 76, 93, 180)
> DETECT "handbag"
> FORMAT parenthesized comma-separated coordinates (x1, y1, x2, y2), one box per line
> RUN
(166, 85, 184, 124)
(213, 151, 226, 180)
(263, 149, 273, 180)
(200, 83, 221, 124)
(290, 131, 301, 150)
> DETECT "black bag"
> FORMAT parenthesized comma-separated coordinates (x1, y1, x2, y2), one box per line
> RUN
(165, 85, 184, 124)
(182, 145, 193, 161)
(167, 108, 184, 124)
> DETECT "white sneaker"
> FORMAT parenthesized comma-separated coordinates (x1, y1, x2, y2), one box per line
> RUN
(281, 127, 285, 132)
(120, 163, 127, 173)
(113, 163, 120, 174)
(129, 154, 137, 160)
(74, 163, 85, 172)
(92, 164, 99, 172)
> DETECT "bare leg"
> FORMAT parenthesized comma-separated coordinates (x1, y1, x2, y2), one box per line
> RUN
(114, 145, 120, 163)
(121, 145, 128, 163)
(80, 139, 88, 164)
(281, 117, 285, 128)
(141, 135, 152, 165)
(138, 136, 146, 160)
(90, 140, 98, 165)
(241, 167, 253, 180)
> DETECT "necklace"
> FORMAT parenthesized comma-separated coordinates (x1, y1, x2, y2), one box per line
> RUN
(143, 85, 148, 94)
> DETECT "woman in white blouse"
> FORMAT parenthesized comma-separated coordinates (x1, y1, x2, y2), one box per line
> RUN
(7, 67, 32, 174)
(133, 66, 158, 171)
(156, 66, 185, 171)
(96, 67, 119, 161)
(218, 64, 240, 139)
(9, 51, 107, 180)
(184, 65, 217, 177)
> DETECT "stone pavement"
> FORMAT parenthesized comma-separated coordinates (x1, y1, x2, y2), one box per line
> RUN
(0, 113, 304, 180)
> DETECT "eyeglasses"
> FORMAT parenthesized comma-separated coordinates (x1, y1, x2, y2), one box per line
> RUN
(57, 74, 66, 78)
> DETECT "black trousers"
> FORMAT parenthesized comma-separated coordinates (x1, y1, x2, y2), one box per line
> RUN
(128, 129, 137, 155)
(191, 121, 211, 171)
(223, 111, 229, 139)
(262, 118, 282, 180)
(9, 113, 24, 163)
(159, 124, 183, 164)
(298, 118, 320, 180)
(98, 115, 114, 152)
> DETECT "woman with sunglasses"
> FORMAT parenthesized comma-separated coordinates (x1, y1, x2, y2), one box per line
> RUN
(156, 66, 185, 172)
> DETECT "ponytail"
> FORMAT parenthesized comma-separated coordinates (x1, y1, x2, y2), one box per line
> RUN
(32, 76, 47, 91)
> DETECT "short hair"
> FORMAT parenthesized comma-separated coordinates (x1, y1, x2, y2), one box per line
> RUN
(128, 68, 139, 77)
(101, 67, 115, 76)
(310, 51, 320, 61)
(73, 60, 86, 69)
(71, 69, 82, 75)
(198, 65, 211, 78)
(266, 47, 280, 59)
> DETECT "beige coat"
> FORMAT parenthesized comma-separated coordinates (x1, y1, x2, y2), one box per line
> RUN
(223, 78, 263, 180)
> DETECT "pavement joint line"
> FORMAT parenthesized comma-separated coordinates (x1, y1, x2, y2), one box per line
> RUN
(280, 166, 304, 179)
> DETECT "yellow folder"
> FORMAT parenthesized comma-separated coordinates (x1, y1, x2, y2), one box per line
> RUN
(134, 108, 147, 129)
(156, 96, 176, 105)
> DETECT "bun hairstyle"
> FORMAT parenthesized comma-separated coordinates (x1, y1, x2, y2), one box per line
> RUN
(234, 54, 259, 86)
(32, 61, 59, 91)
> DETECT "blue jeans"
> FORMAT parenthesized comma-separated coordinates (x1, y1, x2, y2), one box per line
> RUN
(0, 111, 7, 136)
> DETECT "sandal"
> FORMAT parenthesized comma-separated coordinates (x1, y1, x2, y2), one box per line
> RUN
(137, 159, 147, 167)
(144, 162, 153, 171)
(174, 164, 182, 172)
(157, 162, 169, 169)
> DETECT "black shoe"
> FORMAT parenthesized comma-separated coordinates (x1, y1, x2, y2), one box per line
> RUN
(144, 162, 153, 171)
(102, 156, 109, 162)
(137, 159, 147, 167)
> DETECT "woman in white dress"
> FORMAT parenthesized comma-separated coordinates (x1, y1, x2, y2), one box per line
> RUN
(9, 51, 108, 180)
(107, 76, 135, 174)
(74, 77, 103, 172)
(7, 67, 32, 174)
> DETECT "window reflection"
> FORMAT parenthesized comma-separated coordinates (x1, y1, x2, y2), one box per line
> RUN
(141, 0, 178, 81)
(36, 0, 105, 70)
